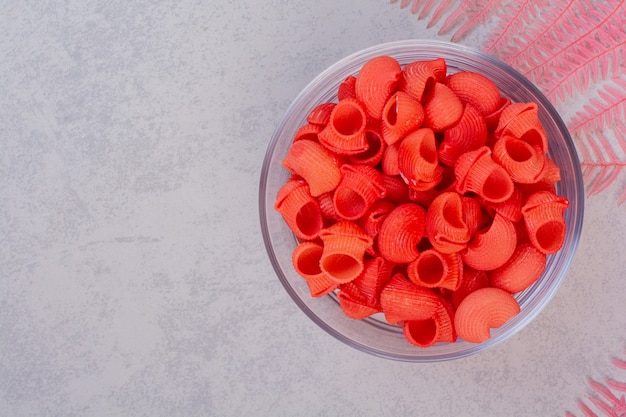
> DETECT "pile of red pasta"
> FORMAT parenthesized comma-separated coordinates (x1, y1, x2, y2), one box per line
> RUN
(274, 56, 569, 347)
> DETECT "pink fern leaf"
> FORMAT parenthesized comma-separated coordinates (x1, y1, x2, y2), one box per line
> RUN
(569, 80, 626, 135)
(427, 0, 455, 28)
(482, 0, 547, 54)
(607, 379, 626, 392)
(612, 358, 626, 370)
(449, 0, 501, 42)
(578, 399, 599, 417)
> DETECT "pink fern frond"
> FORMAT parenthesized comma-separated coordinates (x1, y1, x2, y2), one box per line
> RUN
(482, 0, 534, 53)
(577, 399, 599, 417)
(569, 80, 626, 134)
(606, 379, 626, 392)
(589, 378, 623, 407)
(427, 0, 455, 28)
(449, 0, 501, 41)
(418, 0, 437, 19)
(612, 358, 626, 370)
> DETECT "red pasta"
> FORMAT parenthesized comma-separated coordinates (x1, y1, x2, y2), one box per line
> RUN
(397, 128, 443, 191)
(319, 221, 373, 284)
(489, 243, 547, 294)
(485, 97, 511, 133)
(455, 146, 515, 204)
(407, 248, 462, 291)
(317, 192, 342, 222)
(293, 123, 322, 142)
(318, 98, 369, 155)
(460, 195, 485, 237)
(381, 91, 425, 145)
(462, 214, 517, 271)
(381, 174, 411, 205)
(347, 127, 386, 166)
(292, 241, 338, 297)
(482, 185, 523, 223)
(492, 135, 546, 184)
(283, 139, 342, 197)
(307, 102, 336, 127)
(403, 294, 457, 347)
(408, 165, 456, 207)
(338, 75, 357, 101)
(451, 267, 489, 310)
(378, 203, 426, 263)
(352, 256, 394, 309)
(381, 140, 401, 176)
(333, 164, 385, 221)
(522, 190, 569, 254)
(439, 103, 488, 167)
(454, 287, 520, 343)
(355, 56, 402, 119)
(445, 71, 502, 116)
(380, 273, 440, 324)
(337, 281, 380, 319)
(495, 102, 548, 153)
(399, 57, 447, 102)
(424, 191, 471, 254)
(360, 199, 396, 240)
(275, 178, 324, 241)
(422, 82, 464, 132)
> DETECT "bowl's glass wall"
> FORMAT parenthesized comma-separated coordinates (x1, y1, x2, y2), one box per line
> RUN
(260, 40, 584, 362)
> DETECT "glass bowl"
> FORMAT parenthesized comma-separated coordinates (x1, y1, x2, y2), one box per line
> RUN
(259, 40, 584, 362)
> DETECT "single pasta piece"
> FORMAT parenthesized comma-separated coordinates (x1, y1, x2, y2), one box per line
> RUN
(380, 273, 440, 324)
(492, 135, 546, 184)
(495, 102, 548, 153)
(291, 241, 338, 297)
(489, 243, 547, 294)
(355, 55, 402, 119)
(352, 256, 394, 309)
(408, 165, 456, 207)
(462, 213, 517, 271)
(378, 203, 426, 263)
(359, 199, 396, 240)
(348, 127, 386, 166)
(439, 104, 487, 167)
(381, 141, 401, 176)
(397, 128, 443, 191)
(381, 91, 425, 145)
(403, 294, 456, 347)
(338, 75, 357, 101)
(319, 221, 373, 284)
(522, 190, 569, 254)
(460, 195, 485, 237)
(451, 267, 489, 309)
(424, 191, 471, 254)
(293, 123, 322, 142)
(454, 287, 521, 343)
(445, 71, 502, 116)
(455, 146, 515, 204)
(381, 174, 411, 205)
(282, 139, 341, 197)
(407, 248, 463, 291)
(485, 97, 511, 133)
(540, 156, 561, 185)
(422, 82, 464, 131)
(318, 98, 369, 155)
(307, 102, 336, 127)
(398, 58, 446, 102)
(317, 192, 342, 222)
(337, 281, 381, 319)
(333, 164, 385, 221)
(481, 185, 523, 223)
(275, 178, 324, 241)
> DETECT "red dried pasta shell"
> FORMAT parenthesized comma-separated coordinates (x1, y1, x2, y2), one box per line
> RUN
(455, 146, 514, 204)
(492, 135, 546, 184)
(381, 140, 401, 176)
(291, 241, 338, 297)
(485, 97, 511, 133)
(445, 71, 502, 116)
(454, 287, 520, 343)
(283, 139, 342, 197)
(462, 213, 517, 271)
(495, 102, 548, 153)
(489, 243, 547, 294)
(381, 174, 411, 205)
(403, 294, 456, 347)
(293, 123, 322, 142)
(359, 199, 396, 239)
(347, 127, 386, 166)
(522, 190, 569, 254)
(307, 102, 336, 127)
(398, 128, 443, 192)
(422, 82, 464, 132)
(439, 103, 487, 167)
(407, 248, 462, 291)
(378, 203, 426, 264)
(338, 75, 357, 101)
(319, 221, 373, 284)
(398, 58, 446, 102)
(481, 185, 523, 223)
(380, 273, 440, 324)
(355, 56, 402, 119)
(352, 256, 394, 309)
(318, 98, 369, 155)
(275, 178, 324, 241)
(424, 191, 471, 254)
(337, 282, 380, 319)
(333, 164, 386, 221)
(317, 192, 342, 222)
(381, 91, 425, 145)
(451, 267, 489, 310)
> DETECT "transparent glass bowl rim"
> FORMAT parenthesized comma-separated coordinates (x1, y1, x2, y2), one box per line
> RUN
(259, 39, 585, 362)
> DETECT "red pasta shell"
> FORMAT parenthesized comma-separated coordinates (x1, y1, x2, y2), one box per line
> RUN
(318, 98, 369, 155)
(462, 213, 517, 271)
(380, 273, 440, 324)
(403, 294, 456, 347)
(319, 221, 373, 284)
(485, 97, 511, 133)
(398, 58, 446, 102)
(359, 199, 396, 239)
(407, 248, 463, 291)
(352, 256, 394, 309)
(355, 56, 402, 119)
(424, 191, 471, 254)
(381, 174, 411, 205)
(307, 102, 336, 127)
(455, 146, 514, 204)
(381, 91, 425, 145)
(347, 127, 386, 166)
(481, 185, 523, 223)
(378, 203, 426, 264)
(495, 102, 548, 153)
(333, 164, 386, 221)
(283, 139, 342, 197)
(522, 190, 569, 254)
(317, 192, 342, 222)
(439, 103, 488, 166)
(492, 135, 546, 184)
(381, 140, 401, 176)
(291, 241, 338, 297)
(450, 267, 489, 310)
(293, 123, 322, 142)
(338, 75, 357, 101)
(422, 82, 464, 132)
(489, 243, 547, 294)
(275, 178, 324, 241)
(398, 128, 443, 191)
(337, 281, 381, 319)
(445, 71, 502, 116)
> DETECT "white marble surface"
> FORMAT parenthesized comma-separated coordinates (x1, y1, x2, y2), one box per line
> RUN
(1, 1, 625, 416)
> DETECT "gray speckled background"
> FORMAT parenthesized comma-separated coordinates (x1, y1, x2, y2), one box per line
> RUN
(1, 1, 625, 416)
